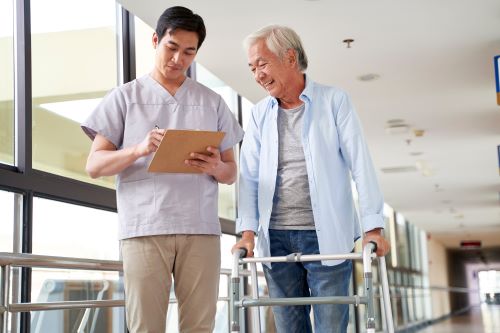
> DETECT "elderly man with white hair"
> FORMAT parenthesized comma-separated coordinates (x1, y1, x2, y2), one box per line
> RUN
(233, 25, 390, 333)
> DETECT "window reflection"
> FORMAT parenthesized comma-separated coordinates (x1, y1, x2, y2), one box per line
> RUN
(30, 0, 117, 188)
(0, 0, 14, 165)
(31, 197, 122, 332)
(241, 96, 254, 130)
(395, 212, 410, 268)
(0, 190, 15, 251)
(195, 62, 239, 220)
(32, 197, 119, 259)
(134, 16, 155, 78)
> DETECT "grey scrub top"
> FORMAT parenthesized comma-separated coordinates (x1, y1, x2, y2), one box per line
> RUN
(82, 75, 244, 239)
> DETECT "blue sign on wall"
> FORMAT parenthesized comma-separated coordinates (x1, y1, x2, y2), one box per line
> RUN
(495, 55, 500, 105)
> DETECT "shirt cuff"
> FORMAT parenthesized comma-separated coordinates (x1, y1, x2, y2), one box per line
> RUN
(236, 217, 259, 235)
(361, 213, 385, 233)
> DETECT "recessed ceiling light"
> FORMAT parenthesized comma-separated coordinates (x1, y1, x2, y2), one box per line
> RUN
(358, 73, 380, 82)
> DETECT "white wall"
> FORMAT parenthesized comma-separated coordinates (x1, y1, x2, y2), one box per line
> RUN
(426, 237, 451, 318)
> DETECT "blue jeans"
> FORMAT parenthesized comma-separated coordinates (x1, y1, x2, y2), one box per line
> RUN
(263, 230, 352, 333)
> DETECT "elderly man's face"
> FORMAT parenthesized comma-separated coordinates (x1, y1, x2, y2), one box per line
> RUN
(247, 39, 294, 99)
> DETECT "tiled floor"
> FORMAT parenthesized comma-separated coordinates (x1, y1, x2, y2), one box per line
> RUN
(418, 304, 500, 333)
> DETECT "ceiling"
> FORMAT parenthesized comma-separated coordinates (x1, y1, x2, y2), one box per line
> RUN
(119, 0, 500, 248)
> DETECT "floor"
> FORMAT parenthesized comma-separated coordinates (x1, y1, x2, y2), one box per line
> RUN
(418, 304, 500, 333)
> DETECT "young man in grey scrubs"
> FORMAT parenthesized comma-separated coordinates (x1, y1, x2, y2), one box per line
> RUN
(81, 6, 243, 333)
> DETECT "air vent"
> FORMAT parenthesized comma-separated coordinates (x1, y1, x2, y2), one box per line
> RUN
(381, 166, 417, 173)
(385, 123, 410, 134)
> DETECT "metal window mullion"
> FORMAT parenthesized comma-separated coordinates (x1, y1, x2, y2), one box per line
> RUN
(14, 0, 32, 175)
(119, 6, 135, 84)
(10, 193, 23, 333)
(14, 0, 32, 332)
(20, 191, 32, 333)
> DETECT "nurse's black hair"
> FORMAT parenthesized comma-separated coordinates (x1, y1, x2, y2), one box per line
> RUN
(155, 6, 206, 50)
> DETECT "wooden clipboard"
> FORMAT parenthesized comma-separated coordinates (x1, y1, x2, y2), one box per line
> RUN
(148, 129, 225, 173)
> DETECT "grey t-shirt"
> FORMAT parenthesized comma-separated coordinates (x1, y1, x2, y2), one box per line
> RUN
(270, 104, 315, 230)
(81, 75, 244, 239)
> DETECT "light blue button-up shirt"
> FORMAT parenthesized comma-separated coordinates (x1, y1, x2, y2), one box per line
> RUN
(236, 76, 384, 266)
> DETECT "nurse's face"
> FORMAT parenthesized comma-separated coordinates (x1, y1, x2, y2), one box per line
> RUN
(152, 28, 198, 83)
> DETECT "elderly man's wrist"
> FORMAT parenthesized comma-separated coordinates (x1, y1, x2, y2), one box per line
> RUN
(241, 230, 255, 239)
(366, 228, 383, 235)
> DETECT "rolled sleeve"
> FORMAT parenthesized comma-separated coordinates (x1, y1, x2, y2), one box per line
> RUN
(336, 92, 385, 233)
(361, 213, 385, 233)
(237, 107, 261, 234)
(236, 217, 259, 234)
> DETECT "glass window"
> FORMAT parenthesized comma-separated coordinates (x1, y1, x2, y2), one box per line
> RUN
(0, 0, 14, 165)
(383, 203, 397, 268)
(134, 15, 155, 78)
(409, 224, 421, 271)
(195, 63, 240, 220)
(31, 197, 123, 332)
(0, 190, 15, 251)
(32, 197, 119, 259)
(30, 0, 117, 189)
(241, 96, 254, 130)
(395, 212, 410, 268)
(30, 285, 125, 332)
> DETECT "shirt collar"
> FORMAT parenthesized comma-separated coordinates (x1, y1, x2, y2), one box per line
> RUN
(269, 74, 313, 108)
(300, 74, 314, 103)
(145, 74, 191, 103)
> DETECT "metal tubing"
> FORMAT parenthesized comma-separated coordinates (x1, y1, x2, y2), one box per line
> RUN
(9, 300, 124, 312)
(249, 262, 261, 332)
(378, 256, 395, 333)
(241, 253, 362, 264)
(239, 296, 368, 307)
(230, 250, 245, 332)
(0, 265, 10, 333)
(0, 252, 122, 271)
(362, 243, 376, 274)
(363, 243, 376, 331)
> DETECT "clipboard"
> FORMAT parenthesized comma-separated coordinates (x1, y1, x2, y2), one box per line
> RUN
(148, 129, 226, 173)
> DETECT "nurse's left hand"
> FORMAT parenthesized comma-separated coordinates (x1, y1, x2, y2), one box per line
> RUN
(185, 146, 221, 176)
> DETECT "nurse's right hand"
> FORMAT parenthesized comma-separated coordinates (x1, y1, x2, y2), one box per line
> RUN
(135, 128, 165, 157)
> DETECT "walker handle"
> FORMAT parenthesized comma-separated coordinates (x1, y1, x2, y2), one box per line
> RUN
(368, 241, 378, 253)
(236, 247, 248, 258)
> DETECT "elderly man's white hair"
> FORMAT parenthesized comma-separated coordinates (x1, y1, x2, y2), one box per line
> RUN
(244, 25, 308, 72)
